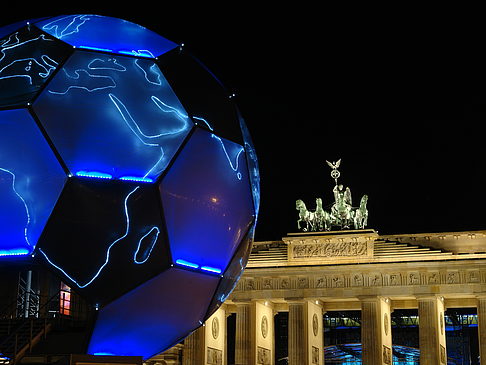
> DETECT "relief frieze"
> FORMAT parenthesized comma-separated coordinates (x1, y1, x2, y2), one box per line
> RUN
(235, 268, 485, 293)
(292, 240, 369, 259)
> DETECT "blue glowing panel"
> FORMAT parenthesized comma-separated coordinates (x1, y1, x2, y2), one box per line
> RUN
(160, 127, 255, 272)
(35, 15, 178, 58)
(238, 110, 260, 217)
(0, 26, 71, 108)
(36, 179, 170, 305)
(206, 224, 255, 317)
(88, 268, 219, 358)
(33, 50, 193, 181)
(0, 109, 66, 257)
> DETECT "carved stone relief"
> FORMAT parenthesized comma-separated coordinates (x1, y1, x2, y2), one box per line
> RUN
(369, 273, 382, 286)
(312, 313, 319, 337)
(257, 347, 271, 365)
(332, 275, 344, 288)
(383, 345, 391, 365)
(352, 273, 363, 286)
(280, 278, 290, 289)
(440, 345, 446, 364)
(292, 241, 368, 259)
(315, 276, 326, 288)
(261, 315, 268, 338)
(207, 347, 222, 365)
(234, 266, 485, 294)
(312, 346, 319, 364)
(211, 317, 219, 340)
(427, 272, 439, 284)
(408, 272, 420, 285)
(389, 273, 401, 286)
(447, 271, 459, 284)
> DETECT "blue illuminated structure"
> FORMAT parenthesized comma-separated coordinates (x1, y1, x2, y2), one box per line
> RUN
(0, 14, 259, 360)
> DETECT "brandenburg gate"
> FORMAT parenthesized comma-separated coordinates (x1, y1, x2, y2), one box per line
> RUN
(162, 161, 486, 365)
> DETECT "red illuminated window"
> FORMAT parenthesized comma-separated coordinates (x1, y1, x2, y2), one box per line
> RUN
(60, 282, 71, 316)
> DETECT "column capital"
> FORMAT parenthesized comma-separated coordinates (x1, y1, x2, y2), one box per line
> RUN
(284, 297, 307, 305)
(357, 295, 390, 303)
(415, 294, 445, 302)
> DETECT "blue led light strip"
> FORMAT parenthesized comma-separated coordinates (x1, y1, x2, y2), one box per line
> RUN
(75, 171, 153, 183)
(77, 45, 113, 53)
(76, 171, 113, 180)
(175, 259, 222, 275)
(175, 259, 199, 269)
(0, 249, 30, 257)
(119, 176, 153, 183)
(200, 266, 222, 274)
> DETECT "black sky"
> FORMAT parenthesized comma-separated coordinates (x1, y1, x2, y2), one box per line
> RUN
(2, 5, 486, 241)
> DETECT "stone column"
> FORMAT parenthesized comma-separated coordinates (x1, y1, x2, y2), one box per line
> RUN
(235, 302, 252, 365)
(205, 306, 227, 365)
(477, 296, 486, 363)
(182, 306, 227, 365)
(288, 301, 305, 365)
(235, 300, 274, 365)
(182, 327, 204, 365)
(360, 296, 392, 365)
(288, 300, 324, 365)
(417, 295, 447, 365)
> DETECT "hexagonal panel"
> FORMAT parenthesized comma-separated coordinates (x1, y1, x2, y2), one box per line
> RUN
(0, 25, 72, 108)
(33, 50, 193, 182)
(36, 178, 170, 305)
(35, 15, 177, 58)
(160, 127, 255, 273)
(0, 108, 66, 256)
(157, 49, 244, 144)
(87, 267, 219, 359)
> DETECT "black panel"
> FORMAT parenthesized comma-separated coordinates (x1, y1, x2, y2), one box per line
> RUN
(36, 178, 170, 306)
(156, 48, 244, 144)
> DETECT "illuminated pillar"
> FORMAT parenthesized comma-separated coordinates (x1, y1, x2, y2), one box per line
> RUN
(477, 296, 486, 364)
(182, 326, 204, 365)
(235, 302, 252, 365)
(288, 300, 324, 365)
(235, 301, 274, 365)
(360, 296, 392, 365)
(182, 306, 227, 365)
(204, 306, 226, 365)
(417, 295, 447, 365)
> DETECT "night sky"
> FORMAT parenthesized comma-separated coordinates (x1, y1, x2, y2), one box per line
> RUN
(2, 6, 486, 242)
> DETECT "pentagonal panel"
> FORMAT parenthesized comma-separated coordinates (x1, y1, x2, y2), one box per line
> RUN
(36, 178, 170, 305)
(157, 49, 244, 144)
(87, 267, 219, 359)
(0, 25, 72, 108)
(0, 109, 66, 256)
(35, 15, 177, 58)
(160, 127, 255, 273)
(33, 50, 193, 182)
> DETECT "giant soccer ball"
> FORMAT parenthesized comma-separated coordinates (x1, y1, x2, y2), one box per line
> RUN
(0, 14, 259, 358)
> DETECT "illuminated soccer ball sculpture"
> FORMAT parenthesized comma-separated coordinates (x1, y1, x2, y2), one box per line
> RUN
(0, 15, 259, 358)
